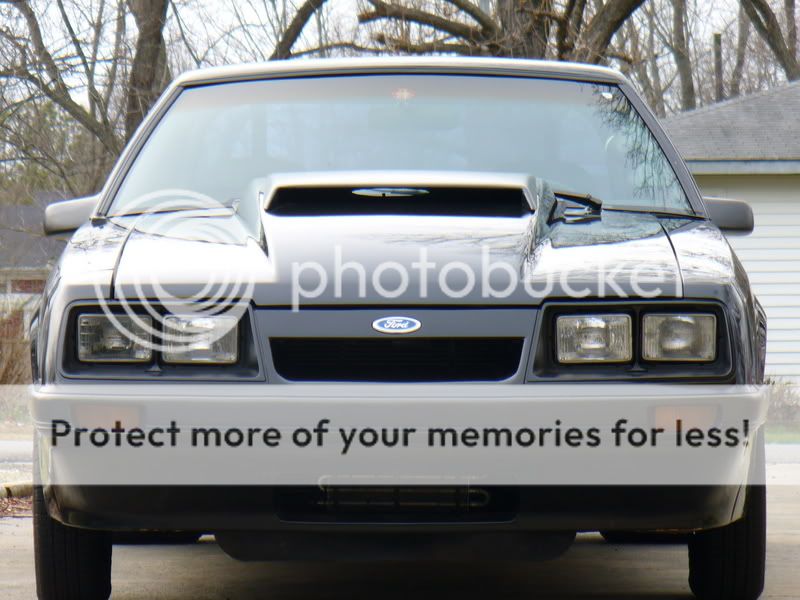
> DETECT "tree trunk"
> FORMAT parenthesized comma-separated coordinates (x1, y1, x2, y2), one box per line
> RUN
(571, 0, 646, 63)
(786, 0, 797, 61)
(624, 18, 663, 116)
(125, 0, 169, 141)
(271, 0, 328, 59)
(741, 0, 800, 81)
(670, 0, 696, 110)
(647, 6, 666, 117)
(730, 4, 750, 97)
(714, 32, 724, 102)
(495, 0, 550, 58)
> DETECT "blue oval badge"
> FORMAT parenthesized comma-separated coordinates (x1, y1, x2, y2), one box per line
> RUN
(372, 316, 422, 335)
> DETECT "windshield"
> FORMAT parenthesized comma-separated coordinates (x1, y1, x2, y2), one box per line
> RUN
(110, 74, 692, 216)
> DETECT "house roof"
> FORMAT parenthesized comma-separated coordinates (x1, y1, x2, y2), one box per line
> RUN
(0, 194, 65, 271)
(662, 81, 800, 175)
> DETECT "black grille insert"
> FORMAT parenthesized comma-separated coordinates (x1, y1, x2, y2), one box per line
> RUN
(270, 337, 524, 382)
(275, 486, 519, 523)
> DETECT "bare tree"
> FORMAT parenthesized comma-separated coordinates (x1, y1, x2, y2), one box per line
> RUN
(171, 0, 338, 64)
(572, 0, 648, 62)
(623, 4, 673, 116)
(670, 0, 696, 109)
(741, 0, 800, 80)
(786, 0, 797, 60)
(0, 1, 121, 194)
(125, 0, 170, 140)
(0, 1, 122, 155)
(272, 0, 329, 59)
(607, 0, 788, 114)
(268, 0, 646, 63)
(644, 4, 668, 116)
(0, 0, 174, 197)
(730, 4, 751, 96)
(2, 0, 800, 207)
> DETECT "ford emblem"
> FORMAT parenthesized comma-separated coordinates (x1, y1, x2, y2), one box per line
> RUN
(372, 316, 422, 334)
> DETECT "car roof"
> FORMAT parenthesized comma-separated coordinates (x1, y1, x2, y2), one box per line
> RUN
(173, 57, 627, 88)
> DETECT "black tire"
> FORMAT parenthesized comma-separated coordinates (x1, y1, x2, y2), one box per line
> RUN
(112, 531, 203, 545)
(33, 485, 113, 600)
(600, 531, 689, 544)
(688, 434, 766, 600)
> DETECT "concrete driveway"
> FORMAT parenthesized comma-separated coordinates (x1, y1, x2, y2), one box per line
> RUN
(1, 485, 797, 599)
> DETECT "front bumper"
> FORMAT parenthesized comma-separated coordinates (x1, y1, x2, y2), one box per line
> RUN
(32, 382, 767, 542)
(48, 482, 746, 533)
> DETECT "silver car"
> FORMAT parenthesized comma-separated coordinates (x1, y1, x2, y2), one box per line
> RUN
(33, 58, 766, 600)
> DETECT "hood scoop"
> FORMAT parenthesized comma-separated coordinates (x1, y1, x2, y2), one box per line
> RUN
(267, 185, 531, 217)
(258, 171, 538, 219)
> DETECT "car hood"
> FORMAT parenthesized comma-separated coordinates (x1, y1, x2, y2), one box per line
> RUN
(102, 205, 687, 306)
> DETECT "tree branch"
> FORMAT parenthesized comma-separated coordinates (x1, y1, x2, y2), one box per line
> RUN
(786, 0, 796, 61)
(170, 0, 202, 67)
(289, 41, 387, 58)
(359, 0, 486, 44)
(372, 32, 479, 55)
(444, 0, 498, 37)
(0, 1, 120, 153)
(271, 0, 328, 60)
(741, 0, 800, 80)
(731, 3, 750, 97)
(670, 0, 696, 110)
(124, 0, 169, 140)
(572, 0, 646, 63)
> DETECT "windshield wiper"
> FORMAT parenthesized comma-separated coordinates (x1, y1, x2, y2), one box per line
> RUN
(552, 189, 701, 220)
(552, 189, 603, 210)
(550, 189, 603, 223)
(602, 205, 703, 219)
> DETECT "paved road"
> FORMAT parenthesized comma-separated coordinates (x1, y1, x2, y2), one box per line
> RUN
(1, 485, 797, 599)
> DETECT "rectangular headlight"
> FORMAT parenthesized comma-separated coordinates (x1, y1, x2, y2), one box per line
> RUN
(77, 314, 152, 362)
(162, 315, 239, 364)
(556, 314, 632, 364)
(642, 314, 716, 362)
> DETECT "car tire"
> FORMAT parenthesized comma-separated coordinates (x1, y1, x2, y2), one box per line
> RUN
(33, 480, 112, 600)
(687, 433, 766, 600)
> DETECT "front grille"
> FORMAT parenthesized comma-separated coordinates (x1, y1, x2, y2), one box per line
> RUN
(270, 338, 524, 382)
(275, 486, 519, 523)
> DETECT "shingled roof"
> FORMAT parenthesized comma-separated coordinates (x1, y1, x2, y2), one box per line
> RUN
(662, 80, 800, 174)
(0, 194, 65, 270)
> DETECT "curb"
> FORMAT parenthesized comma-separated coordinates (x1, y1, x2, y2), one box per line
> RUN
(0, 481, 33, 499)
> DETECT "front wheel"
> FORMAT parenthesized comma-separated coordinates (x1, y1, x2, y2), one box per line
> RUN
(33, 484, 112, 599)
(688, 433, 766, 600)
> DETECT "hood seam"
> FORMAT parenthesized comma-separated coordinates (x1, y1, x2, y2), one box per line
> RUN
(659, 222, 685, 298)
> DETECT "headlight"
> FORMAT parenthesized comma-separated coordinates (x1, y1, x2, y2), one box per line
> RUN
(162, 315, 239, 364)
(642, 314, 716, 362)
(77, 314, 152, 362)
(556, 314, 632, 363)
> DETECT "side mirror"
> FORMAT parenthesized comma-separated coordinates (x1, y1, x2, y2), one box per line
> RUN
(43, 195, 100, 235)
(702, 196, 754, 234)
